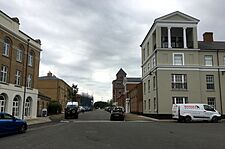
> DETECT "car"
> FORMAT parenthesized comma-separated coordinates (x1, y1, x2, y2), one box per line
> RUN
(110, 107, 125, 121)
(172, 104, 221, 123)
(0, 112, 27, 136)
(65, 102, 79, 119)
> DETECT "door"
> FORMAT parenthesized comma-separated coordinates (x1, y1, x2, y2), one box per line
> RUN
(203, 105, 215, 120)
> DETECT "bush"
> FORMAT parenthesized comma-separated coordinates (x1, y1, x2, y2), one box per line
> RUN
(47, 102, 62, 115)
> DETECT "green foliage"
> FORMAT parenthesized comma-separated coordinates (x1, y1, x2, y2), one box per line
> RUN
(94, 101, 109, 109)
(47, 101, 62, 115)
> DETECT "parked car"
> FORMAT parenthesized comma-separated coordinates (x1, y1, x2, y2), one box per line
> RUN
(65, 102, 79, 119)
(110, 106, 125, 121)
(0, 112, 27, 136)
(172, 104, 221, 123)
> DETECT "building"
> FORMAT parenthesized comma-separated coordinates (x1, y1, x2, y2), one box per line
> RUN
(37, 72, 72, 108)
(76, 93, 94, 109)
(123, 77, 142, 113)
(0, 11, 41, 119)
(127, 83, 143, 114)
(112, 68, 127, 105)
(37, 92, 50, 117)
(140, 11, 225, 118)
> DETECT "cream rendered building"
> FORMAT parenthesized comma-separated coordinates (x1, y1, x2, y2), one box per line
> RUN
(0, 11, 41, 119)
(141, 11, 225, 117)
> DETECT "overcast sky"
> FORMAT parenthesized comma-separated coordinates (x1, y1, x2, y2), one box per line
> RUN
(1, 0, 225, 102)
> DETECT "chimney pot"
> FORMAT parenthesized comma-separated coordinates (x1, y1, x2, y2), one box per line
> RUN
(47, 71, 52, 77)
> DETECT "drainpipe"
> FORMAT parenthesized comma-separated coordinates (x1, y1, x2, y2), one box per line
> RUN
(22, 39, 30, 120)
(217, 50, 223, 114)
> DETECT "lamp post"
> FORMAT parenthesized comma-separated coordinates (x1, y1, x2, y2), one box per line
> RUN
(22, 39, 30, 120)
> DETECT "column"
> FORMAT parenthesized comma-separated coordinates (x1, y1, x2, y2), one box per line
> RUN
(168, 27, 171, 48)
(183, 27, 187, 48)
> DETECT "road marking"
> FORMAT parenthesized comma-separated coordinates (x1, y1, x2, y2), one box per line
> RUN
(71, 120, 153, 123)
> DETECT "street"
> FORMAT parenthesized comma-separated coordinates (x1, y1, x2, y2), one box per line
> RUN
(1, 110, 225, 149)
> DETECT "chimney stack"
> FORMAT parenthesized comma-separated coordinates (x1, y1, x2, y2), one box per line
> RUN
(47, 71, 52, 77)
(203, 32, 213, 42)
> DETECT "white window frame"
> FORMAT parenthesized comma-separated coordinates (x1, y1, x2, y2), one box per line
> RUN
(12, 97, 20, 117)
(208, 97, 216, 109)
(0, 95, 6, 112)
(206, 75, 214, 90)
(152, 55, 156, 67)
(0, 65, 8, 83)
(25, 98, 31, 117)
(28, 52, 33, 66)
(171, 74, 187, 90)
(148, 99, 151, 111)
(3, 42, 9, 56)
(16, 48, 23, 62)
(173, 53, 184, 65)
(15, 70, 21, 86)
(27, 74, 32, 88)
(172, 97, 188, 104)
(154, 97, 157, 112)
(204, 55, 213, 66)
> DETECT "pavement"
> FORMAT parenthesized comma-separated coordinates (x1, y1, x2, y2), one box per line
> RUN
(26, 112, 174, 125)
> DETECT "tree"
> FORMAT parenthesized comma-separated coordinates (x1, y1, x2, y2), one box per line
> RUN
(94, 101, 108, 109)
(71, 84, 78, 101)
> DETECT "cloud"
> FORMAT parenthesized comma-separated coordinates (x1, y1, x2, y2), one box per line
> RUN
(1, 0, 225, 101)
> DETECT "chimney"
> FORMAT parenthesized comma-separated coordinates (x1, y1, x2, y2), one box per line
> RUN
(47, 71, 52, 77)
(203, 32, 213, 42)
(35, 39, 41, 44)
(11, 17, 20, 24)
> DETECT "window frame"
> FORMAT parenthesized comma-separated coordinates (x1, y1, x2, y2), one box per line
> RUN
(15, 70, 21, 86)
(172, 97, 188, 104)
(3, 41, 10, 56)
(204, 55, 213, 66)
(171, 74, 187, 90)
(173, 53, 184, 65)
(206, 75, 214, 90)
(0, 65, 8, 83)
(207, 97, 216, 109)
(16, 48, 23, 62)
(27, 74, 32, 88)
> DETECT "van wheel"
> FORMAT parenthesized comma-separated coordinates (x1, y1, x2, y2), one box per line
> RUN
(211, 116, 218, 123)
(185, 116, 191, 123)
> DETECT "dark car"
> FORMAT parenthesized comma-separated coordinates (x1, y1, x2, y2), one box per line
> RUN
(0, 112, 27, 136)
(65, 104, 79, 119)
(110, 107, 125, 121)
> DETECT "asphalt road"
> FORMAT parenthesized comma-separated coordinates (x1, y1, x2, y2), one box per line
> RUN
(1, 110, 225, 149)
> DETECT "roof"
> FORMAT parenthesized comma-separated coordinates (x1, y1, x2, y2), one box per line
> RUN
(38, 75, 60, 80)
(116, 68, 127, 76)
(140, 11, 199, 47)
(126, 77, 142, 83)
(198, 41, 225, 50)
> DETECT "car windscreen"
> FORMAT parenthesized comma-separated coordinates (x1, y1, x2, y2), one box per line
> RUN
(113, 108, 123, 112)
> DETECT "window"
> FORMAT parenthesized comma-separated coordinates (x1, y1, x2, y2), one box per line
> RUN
(15, 70, 21, 86)
(204, 105, 215, 111)
(173, 53, 184, 65)
(27, 74, 32, 88)
(208, 97, 216, 109)
(28, 52, 33, 66)
(148, 99, 151, 111)
(147, 42, 150, 56)
(0, 95, 6, 112)
(25, 98, 32, 117)
(153, 76, 156, 89)
(12, 96, 20, 117)
(206, 75, 214, 90)
(16, 48, 23, 62)
(148, 80, 150, 93)
(154, 97, 157, 112)
(142, 48, 145, 62)
(0, 65, 8, 83)
(152, 56, 156, 67)
(204, 55, 213, 66)
(172, 97, 188, 104)
(3, 38, 10, 56)
(144, 83, 146, 95)
(144, 100, 146, 110)
(171, 74, 187, 90)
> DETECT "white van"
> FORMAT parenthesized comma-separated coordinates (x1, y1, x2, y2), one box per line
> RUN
(172, 104, 221, 123)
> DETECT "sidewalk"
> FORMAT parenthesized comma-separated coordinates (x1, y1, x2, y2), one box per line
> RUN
(26, 114, 64, 125)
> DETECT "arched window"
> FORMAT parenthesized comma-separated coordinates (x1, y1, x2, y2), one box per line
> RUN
(25, 97, 32, 117)
(28, 50, 34, 67)
(12, 95, 21, 117)
(0, 94, 7, 112)
(16, 44, 24, 62)
(2, 37, 11, 56)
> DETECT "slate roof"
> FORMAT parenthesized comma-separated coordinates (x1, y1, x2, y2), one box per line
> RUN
(198, 41, 225, 50)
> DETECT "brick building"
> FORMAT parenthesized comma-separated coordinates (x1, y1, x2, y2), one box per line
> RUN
(37, 72, 72, 108)
(0, 10, 41, 119)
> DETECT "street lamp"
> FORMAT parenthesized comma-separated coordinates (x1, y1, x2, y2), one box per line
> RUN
(22, 39, 30, 120)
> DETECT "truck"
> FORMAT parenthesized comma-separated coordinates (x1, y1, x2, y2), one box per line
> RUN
(172, 104, 221, 123)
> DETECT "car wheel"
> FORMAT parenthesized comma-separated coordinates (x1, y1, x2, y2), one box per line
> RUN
(19, 124, 26, 133)
(74, 114, 78, 119)
(211, 116, 218, 123)
(185, 116, 191, 123)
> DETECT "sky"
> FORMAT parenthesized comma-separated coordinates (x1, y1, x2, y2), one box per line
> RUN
(1, 0, 225, 102)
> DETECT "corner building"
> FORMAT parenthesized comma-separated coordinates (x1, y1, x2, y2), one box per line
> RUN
(141, 11, 225, 117)
(0, 11, 41, 119)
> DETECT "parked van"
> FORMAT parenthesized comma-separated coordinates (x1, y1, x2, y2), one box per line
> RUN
(172, 104, 221, 123)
